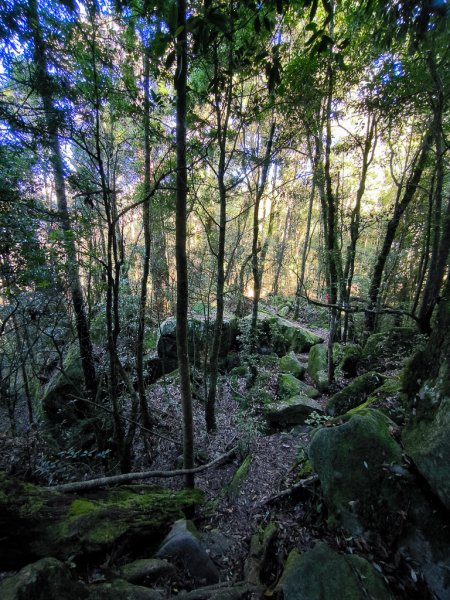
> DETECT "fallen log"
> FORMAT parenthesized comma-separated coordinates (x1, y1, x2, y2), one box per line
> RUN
(48, 445, 238, 493)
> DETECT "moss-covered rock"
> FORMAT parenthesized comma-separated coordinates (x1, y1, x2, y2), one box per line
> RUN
(326, 372, 385, 416)
(0, 473, 202, 568)
(278, 373, 319, 401)
(279, 352, 306, 379)
(0, 557, 88, 600)
(265, 395, 324, 427)
(309, 409, 406, 535)
(346, 377, 405, 423)
(402, 397, 450, 511)
(308, 344, 329, 393)
(333, 343, 361, 377)
(117, 558, 175, 584)
(361, 327, 425, 373)
(88, 578, 162, 600)
(239, 314, 322, 356)
(276, 542, 393, 600)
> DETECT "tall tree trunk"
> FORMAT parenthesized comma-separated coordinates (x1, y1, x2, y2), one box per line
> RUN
(205, 41, 233, 432)
(366, 127, 433, 331)
(273, 205, 291, 297)
(29, 0, 97, 411)
(136, 49, 154, 429)
(250, 122, 276, 344)
(417, 55, 450, 334)
(175, 0, 194, 487)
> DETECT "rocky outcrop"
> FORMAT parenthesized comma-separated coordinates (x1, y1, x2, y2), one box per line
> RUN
(326, 372, 385, 416)
(309, 409, 406, 535)
(276, 542, 393, 600)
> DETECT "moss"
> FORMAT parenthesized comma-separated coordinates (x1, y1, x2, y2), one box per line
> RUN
(309, 409, 405, 535)
(144, 330, 157, 351)
(39, 485, 203, 559)
(279, 352, 306, 379)
(308, 344, 329, 392)
(326, 372, 385, 416)
(298, 459, 313, 478)
(226, 455, 252, 499)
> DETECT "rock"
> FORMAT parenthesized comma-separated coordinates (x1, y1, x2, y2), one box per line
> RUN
(88, 579, 162, 600)
(326, 372, 385, 416)
(308, 344, 329, 393)
(117, 558, 176, 584)
(0, 557, 88, 600)
(361, 327, 425, 373)
(400, 491, 450, 600)
(177, 582, 259, 600)
(240, 313, 322, 356)
(346, 376, 406, 423)
(278, 306, 290, 317)
(156, 519, 219, 587)
(279, 373, 319, 400)
(309, 409, 406, 535)
(279, 352, 306, 379)
(157, 315, 238, 372)
(333, 343, 361, 377)
(276, 542, 393, 600)
(265, 395, 324, 427)
(0, 473, 202, 568)
(402, 397, 450, 510)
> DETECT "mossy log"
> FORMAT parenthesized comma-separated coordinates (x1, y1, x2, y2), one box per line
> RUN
(0, 473, 202, 570)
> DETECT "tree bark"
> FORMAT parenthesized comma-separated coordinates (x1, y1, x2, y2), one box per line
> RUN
(175, 0, 195, 487)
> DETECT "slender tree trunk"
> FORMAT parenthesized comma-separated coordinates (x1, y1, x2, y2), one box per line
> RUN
(29, 0, 97, 411)
(136, 49, 154, 429)
(417, 56, 450, 334)
(250, 122, 276, 343)
(175, 0, 194, 487)
(273, 205, 291, 297)
(366, 128, 433, 331)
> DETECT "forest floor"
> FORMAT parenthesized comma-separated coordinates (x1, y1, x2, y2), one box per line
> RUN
(0, 314, 426, 598)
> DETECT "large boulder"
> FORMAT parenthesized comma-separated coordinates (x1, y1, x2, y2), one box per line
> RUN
(265, 395, 324, 427)
(402, 397, 450, 510)
(326, 372, 385, 416)
(308, 344, 329, 393)
(276, 542, 392, 600)
(361, 327, 425, 373)
(309, 409, 406, 535)
(239, 313, 322, 356)
(278, 373, 319, 400)
(0, 557, 88, 600)
(157, 315, 238, 372)
(156, 519, 219, 586)
(279, 352, 306, 379)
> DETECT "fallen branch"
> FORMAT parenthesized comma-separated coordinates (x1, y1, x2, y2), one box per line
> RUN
(47, 445, 238, 493)
(260, 474, 318, 506)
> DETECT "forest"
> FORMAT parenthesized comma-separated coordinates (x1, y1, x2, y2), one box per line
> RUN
(0, 0, 449, 598)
